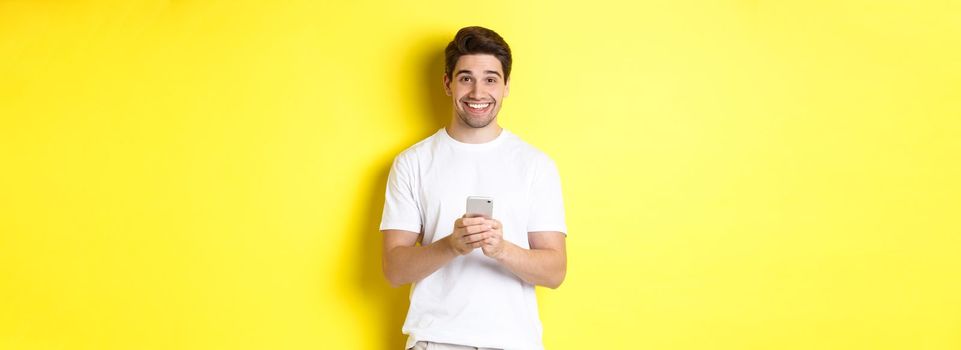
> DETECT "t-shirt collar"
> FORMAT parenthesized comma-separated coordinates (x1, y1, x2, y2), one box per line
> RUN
(438, 127, 508, 150)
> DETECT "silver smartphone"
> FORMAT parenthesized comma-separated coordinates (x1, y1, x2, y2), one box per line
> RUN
(465, 196, 494, 218)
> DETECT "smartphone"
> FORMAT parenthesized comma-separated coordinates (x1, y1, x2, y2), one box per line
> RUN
(465, 196, 494, 218)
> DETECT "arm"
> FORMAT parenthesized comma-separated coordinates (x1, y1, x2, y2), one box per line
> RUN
(381, 219, 493, 287)
(382, 230, 457, 288)
(488, 231, 567, 289)
(487, 155, 568, 288)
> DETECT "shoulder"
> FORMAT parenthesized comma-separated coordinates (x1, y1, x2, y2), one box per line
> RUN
(503, 130, 558, 168)
(392, 131, 442, 167)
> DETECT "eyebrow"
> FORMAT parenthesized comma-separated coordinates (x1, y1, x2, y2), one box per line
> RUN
(455, 70, 503, 78)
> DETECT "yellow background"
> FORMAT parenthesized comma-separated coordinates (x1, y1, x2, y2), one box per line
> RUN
(2, 1, 959, 349)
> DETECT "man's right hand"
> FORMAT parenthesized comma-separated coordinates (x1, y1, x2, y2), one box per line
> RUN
(448, 216, 493, 255)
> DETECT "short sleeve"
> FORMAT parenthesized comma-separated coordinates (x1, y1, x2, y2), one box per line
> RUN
(527, 156, 567, 235)
(379, 154, 423, 233)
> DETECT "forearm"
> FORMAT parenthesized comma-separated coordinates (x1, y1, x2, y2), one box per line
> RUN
(384, 235, 458, 287)
(494, 242, 566, 289)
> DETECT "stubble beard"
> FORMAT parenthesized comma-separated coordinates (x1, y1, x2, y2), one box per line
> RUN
(457, 105, 496, 129)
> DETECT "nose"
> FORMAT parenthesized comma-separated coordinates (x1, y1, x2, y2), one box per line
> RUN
(467, 80, 485, 100)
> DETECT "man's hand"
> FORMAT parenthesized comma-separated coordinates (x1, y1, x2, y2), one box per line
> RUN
(480, 218, 506, 259)
(449, 216, 494, 255)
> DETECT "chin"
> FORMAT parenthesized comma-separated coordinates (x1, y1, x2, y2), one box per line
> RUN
(461, 114, 495, 129)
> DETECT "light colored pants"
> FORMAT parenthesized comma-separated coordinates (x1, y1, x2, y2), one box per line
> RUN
(410, 340, 502, 350)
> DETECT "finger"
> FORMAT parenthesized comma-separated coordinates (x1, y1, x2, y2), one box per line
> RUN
(454, 218, 465, 228)
(463, 217, 484, 226)
(466, 224, 492, 234)
(477, 225, 499, 238)
(463, 232, 489, 244)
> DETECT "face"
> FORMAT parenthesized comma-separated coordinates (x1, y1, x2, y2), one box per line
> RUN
(444, 54, 510, 129)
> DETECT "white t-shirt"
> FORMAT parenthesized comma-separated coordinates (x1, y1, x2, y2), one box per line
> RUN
(380, 127, 567, 350)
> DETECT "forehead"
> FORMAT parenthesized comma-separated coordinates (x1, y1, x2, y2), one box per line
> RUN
(453, 54, 503, 75)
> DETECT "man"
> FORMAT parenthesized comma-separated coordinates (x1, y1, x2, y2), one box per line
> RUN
(380, 26, 567, 350)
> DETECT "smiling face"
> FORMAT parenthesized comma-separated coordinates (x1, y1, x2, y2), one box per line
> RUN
(444, 54, 510, 129)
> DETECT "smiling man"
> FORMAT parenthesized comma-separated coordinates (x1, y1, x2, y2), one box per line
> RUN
(380, 26, 568, 350)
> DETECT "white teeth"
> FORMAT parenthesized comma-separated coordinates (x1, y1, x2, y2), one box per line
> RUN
(467, 103, 490, 109)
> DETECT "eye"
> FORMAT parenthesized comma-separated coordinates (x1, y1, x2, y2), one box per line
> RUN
(487, 78, 496, 83)
(460, 76, 471, 82)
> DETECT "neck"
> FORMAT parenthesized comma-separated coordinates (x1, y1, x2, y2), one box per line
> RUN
(445, 119, 503, 144)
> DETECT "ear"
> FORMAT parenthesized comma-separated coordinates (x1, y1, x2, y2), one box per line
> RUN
(443, 74, 452, 96)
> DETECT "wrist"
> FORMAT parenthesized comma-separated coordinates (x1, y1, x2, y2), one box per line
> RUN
(492, 240, 515, 263)
(440, 235, 461, 257)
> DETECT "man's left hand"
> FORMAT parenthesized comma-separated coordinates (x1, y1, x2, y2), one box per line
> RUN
(481, 218, 507, 259)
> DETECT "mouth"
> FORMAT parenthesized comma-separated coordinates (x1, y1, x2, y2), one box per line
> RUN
(463, 101, 493, 115)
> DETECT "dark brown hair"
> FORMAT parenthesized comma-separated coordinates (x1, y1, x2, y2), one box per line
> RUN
(445, 26, 512, 82)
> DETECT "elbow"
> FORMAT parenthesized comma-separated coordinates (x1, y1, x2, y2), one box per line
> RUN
(382, 259, 406, 288)
(384, 272, 405, 288)
(387, 274, 412, 288)
(387, 278, 404, 288)
(384, 269, 401, 288)
(548, 276, 565, 289)
(542, 278, 563, 289)
(544, 269, 566, 289)
(544, 251, 567, 289)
